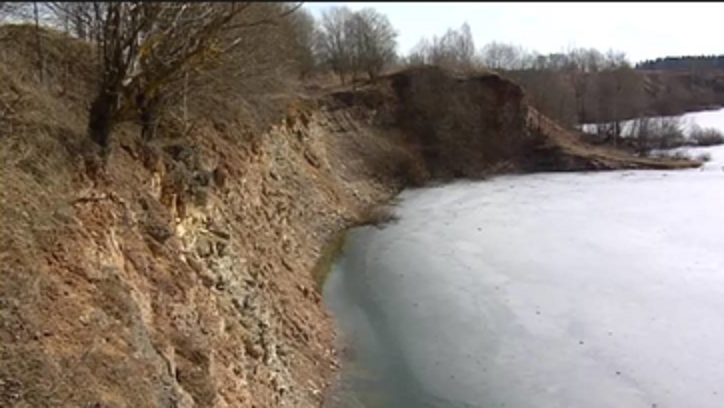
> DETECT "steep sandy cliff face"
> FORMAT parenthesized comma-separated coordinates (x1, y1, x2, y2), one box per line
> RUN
(0, 27, 413, 407)
(0, 27, 698, 408)
(0, 99, 412, 408)
(0, 72, 419, 407)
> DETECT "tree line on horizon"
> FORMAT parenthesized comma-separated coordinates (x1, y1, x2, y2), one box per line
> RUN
(1, 2, 721, 156)
(636, 55, 724, 72)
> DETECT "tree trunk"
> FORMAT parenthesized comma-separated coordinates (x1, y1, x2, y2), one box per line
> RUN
(33, 2, 44, 84)
(138, 94, 160, 141)
(183, 72, 189, 129)
(613, 121, 619, 147)
(88, 89, 117, 158)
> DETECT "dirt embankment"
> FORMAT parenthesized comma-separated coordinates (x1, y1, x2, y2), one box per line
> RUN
(326, 66, 699, 176)
(0, 27, 698, 408)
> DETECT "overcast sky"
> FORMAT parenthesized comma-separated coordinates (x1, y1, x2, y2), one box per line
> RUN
(304, 2, 723, 63)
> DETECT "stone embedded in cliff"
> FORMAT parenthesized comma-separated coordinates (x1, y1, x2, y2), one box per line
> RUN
(212, 165, 228, 189)
(145, 220, 174, 243)
(195, 236, 215, 258)
(244, 336, 264, 360)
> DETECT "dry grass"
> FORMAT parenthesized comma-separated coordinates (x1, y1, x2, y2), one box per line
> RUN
(0, 25, 100, 254)
(356, 204, 400, 229)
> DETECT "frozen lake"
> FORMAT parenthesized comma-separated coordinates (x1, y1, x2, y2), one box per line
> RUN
(323, 146, 724, 408)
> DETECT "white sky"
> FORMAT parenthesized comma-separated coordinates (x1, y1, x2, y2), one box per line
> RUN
(304, 2, 723, 63)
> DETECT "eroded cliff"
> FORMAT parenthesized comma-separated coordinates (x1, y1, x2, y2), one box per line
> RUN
(0, 26, 697, 408)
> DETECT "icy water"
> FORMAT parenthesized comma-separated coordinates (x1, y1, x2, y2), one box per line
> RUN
(323, 145, 724, 408)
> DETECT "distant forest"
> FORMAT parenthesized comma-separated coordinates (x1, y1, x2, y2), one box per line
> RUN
(636, 55, 724, 72)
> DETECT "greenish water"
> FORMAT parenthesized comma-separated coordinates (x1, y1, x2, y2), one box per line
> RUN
(322, 229, 458, 408)
(311, 230, 347, 290)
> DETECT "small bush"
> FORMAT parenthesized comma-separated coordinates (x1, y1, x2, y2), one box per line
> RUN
(690, 126, 724, 147)
(630, 116, 689, 153)
(653, 117, 688, 149)
(649, 150, 692, 161)
(695, 152, 712, 162)
(670, 150, 691, 160)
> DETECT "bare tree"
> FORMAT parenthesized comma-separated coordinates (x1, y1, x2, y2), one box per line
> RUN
(406, 38, 431, 67)
(81, 2, 302, 157)
(405, 23, 476, 71)
(630, 116, 653, 155)
(31, 2, 44, 82)
(603, 49, 630, 70)
(316, 6, 354, 83)
(563, 48, 605, 123)
(348, 8, 397, 79)
(431, 23, 476, 70)
(316, 6, 397, 82)
(592, 63, 642, 145)
(446, 22, 476, 70)
(480, 41, 525, 70)
(44, 2, 103, 40)
(286, 7, 317, 79)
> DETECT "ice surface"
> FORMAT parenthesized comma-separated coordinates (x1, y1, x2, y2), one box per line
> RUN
(325, 145, 724, 408)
